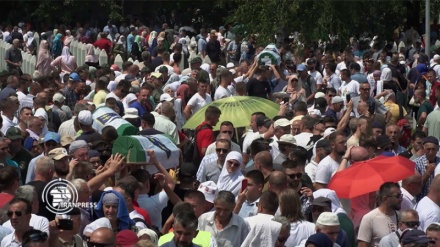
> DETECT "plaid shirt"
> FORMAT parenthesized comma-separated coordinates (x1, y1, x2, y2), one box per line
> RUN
(63, 87, 78, 111)
(414, 154, 440, 201)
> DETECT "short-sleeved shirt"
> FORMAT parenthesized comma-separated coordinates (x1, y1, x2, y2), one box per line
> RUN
(415, 196, 440, 231)
(187, 93, 212, 114)
(246, 78, 271, 99)
(424, 109, 440, 140)
(196, 153, 222, 183)
(137, 191, 169, 230)
(196, 122, 214, 158)
(315, 155, 340, 185)
(357, 208, 397, 247)
(417, 100, 434, 122)
(384, 101, 407, 126)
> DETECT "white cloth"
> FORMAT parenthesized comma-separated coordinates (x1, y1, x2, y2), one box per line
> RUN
(58, 117, 76, 138)
(240, 213, 281, 247)
(339, 80, 360, 101)
(305, 160, 319, 183)
(309, 71, 323, 85)
(1, 115, 18, 135)
(313, 189, 347, 215)
(187, 93, 212, 114)
(217, 151, 245, 197)
(315, 155, 340, 185)
(285, 220, 315, 247)
(2, 214, 49, 234)
(129, 210, 147, 230)
(83, 217, 112, 235)
(293, 132, 314, 150)
(357, 208, 398, 247)
(198, 211, 250, 247)
(415, 196, 440, 231)
(238, 198, 259, 219)
(153, 115, 180, 144)
(61, 46, 72, 64)
(34, 108, 48, 135)
(214, 86, 232, 100)
(1, 232, 21, 247)
(242, 130, 262, 154)
(400, 187, 417, 211)
(137, 191, 169, 230)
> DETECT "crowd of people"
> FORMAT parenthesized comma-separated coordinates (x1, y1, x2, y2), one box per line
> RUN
(0, 17, 440, 247)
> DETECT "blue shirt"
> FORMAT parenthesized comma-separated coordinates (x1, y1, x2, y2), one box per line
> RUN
(350, 72, 368, 84)
(129, 101, 146, 117)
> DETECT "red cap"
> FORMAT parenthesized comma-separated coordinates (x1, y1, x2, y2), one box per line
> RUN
(116, 230, 138, 247)
(111, 64, 120, 71)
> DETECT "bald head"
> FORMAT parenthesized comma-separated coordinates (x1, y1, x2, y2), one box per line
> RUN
(216, 133, 231, 141)
(402, 172, 422, 187)
(350, 146, 369, 162)
(254, 151, 273, 170)
(90, 227, 115, 246)
(269, 171, 287, 187)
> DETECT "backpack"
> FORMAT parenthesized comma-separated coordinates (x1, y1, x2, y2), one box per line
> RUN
(183, 124, 210, 167)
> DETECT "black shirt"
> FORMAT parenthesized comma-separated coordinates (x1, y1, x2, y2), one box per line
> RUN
(205, 40, 221, 62)
(246, 78, 271, 99)
(27, 180, 55, 221)
(139, 129, 165, 136)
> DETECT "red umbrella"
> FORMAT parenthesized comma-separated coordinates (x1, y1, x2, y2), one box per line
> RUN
(328, 156, 415, 199)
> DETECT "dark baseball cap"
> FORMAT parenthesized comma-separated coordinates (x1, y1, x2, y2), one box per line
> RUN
(141, 112, 155, 125)
(5, 127, 22, 140)
(256, 116, 272, 128)
(423, 136, 439, 146)
(316, 139, 332, 153)
(401, 229, 430, 245)
(311, 197, 332, 208)
(315, 97, 328, 109)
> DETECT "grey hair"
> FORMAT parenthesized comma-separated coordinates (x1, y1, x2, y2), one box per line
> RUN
(15, 185, 36, 202)
(71, 178, 88, 193)
(214, 191, 235, 205)
(399, 209, 419, 222)
(35, 156, 54, 174)
(174, 211, 198, 231)
(272, 216, 291, 232)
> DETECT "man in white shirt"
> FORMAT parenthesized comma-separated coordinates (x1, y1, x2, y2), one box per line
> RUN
(184, 80, 212, 119)
(1, 96, 19, 135)
(415, 174, 440, 231)
(306, 139, 331, 183)
(197, 139, 231, 184)
(240, 190, 282, 247)
(205, 124, 241, 155)
(379, 209, 420, 247)
(214, 70, 232, 100)
(315, 131, 346, 189)
(357, 182, 401, 247)
(132, 150, 175, 230)
(153, 101, 179, 145)
(198, 191, 250, 247)
(400, 173, 422, 211)
(308, 59, 323, 90)
(234, 170, 264, 219)
(339, 69, 359, 101)
(1, 198, 34, 247)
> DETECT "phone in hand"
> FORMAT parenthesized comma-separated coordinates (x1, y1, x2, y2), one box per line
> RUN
(283, 97, 289, 103)
(58, 219, 73, 230)
(241, 179, 248, 192)
(346, 94, 351, 103)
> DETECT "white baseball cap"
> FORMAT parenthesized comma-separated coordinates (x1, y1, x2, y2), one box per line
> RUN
(198, 181, 217, 203)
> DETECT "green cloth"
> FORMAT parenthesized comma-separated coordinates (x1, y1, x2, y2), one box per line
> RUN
(417, 100, 433, 122)
(338, 213, 355, 247)
(425, 109, 440, 140)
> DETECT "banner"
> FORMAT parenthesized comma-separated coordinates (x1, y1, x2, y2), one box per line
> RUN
(92, 106, 138, 136)
(112, 135, 180, 174)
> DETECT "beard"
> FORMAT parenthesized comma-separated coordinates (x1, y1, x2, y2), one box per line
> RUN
(55, 165, 69, 176)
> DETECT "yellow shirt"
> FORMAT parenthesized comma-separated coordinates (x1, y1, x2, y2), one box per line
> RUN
(384, 101, 407, 126)
(93, 90, 108, 107)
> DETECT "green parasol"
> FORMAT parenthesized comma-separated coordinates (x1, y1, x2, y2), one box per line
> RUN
(183, 96, 280, 131)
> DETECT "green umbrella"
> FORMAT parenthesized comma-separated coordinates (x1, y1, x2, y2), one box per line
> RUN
(183, 96, 280, 131)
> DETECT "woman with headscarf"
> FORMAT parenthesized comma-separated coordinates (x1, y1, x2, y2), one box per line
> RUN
(51, 33, 63, 58)
(148, 31, 158, 52)
(313, 189, 355, 247)
(217, 151, 245, 197)
(280, 188, 315, 247)
(131, 35, 142, 61)
(283, 75, 306, 103)
(51, 46, 77, 73)
(84, 190, 137, 237)
(64, 30, 73, 47)
(85, 43, 99, 67)
(137, 229, 158, 245)
(25, 31, 37, 55)
(35, 40, 53, 76)
(113, 35, 127, 61)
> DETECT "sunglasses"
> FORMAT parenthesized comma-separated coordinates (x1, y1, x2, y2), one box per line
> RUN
(388, 193, 403, 199)
(87, 242, 115, 247)
(403, 221, 420, 228)
(227, 160, 241, 167)
(216, 148, 229, 154)
(7, 210, 23, 217)
(287, 173, 302, 179)
(327, 94, 335, 97)
(23, 232, 48, 245)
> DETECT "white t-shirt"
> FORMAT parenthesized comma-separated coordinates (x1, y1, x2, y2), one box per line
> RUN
(2, 214, 49, 234)
(293, 132, 314, 150)
(187, 93, 212, 114)
(305, 160, 319, 183)
(129, 210, 147, 230)
(309, 71, 323, 85)
(214, 86, 232, 100)
(242, 130, 262, 154)
(415, 196, 440, 231)
(315, 155, 340, 185)
(285, 220, 315, 247)
(357, 208, 398, 247)
(339, 80, 360, 101)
